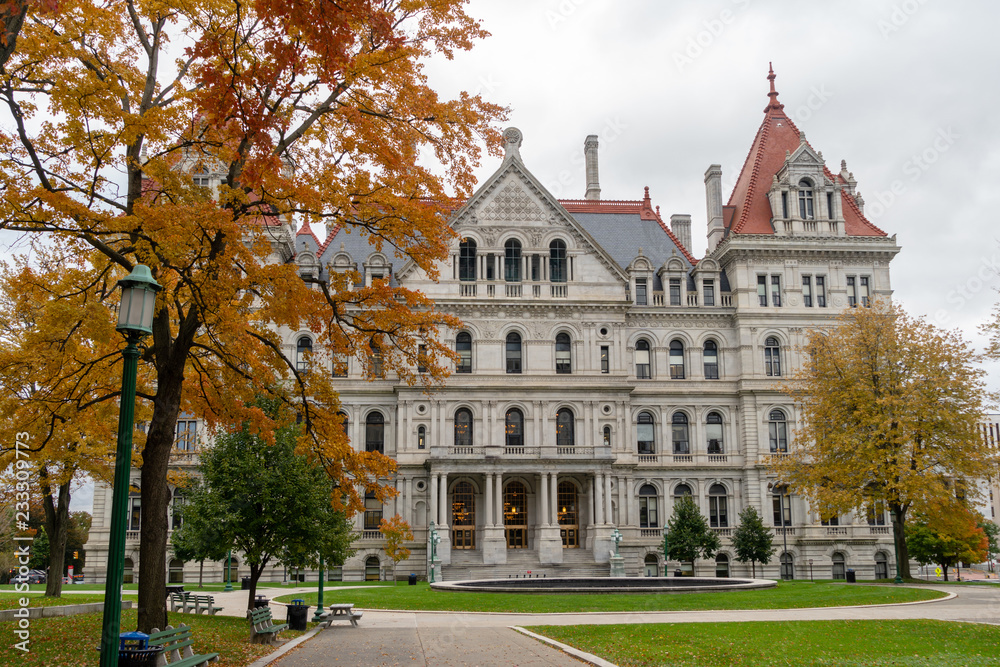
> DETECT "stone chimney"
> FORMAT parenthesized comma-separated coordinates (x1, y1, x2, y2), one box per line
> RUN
(584, 135, 601, 200)
(705, 164, 724, 251)
(670, 214, 692, 254)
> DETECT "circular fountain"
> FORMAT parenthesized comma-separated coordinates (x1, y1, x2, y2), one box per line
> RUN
(430, 576, 776, 594)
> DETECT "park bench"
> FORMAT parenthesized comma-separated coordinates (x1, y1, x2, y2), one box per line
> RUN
(148, 624, 219, 667)
(170, 592, 223, 615)
(169, 592, 192, 612)
(317, 603, 363, 628)
(190, 594, 223, 615)
(249, 606, 289, 644)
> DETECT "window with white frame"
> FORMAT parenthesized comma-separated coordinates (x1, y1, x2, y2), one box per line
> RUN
(703, 340, 719, 379)
(637, 411, 655, 454)
(459, 238, 477, 281)
(708, 484, 728, 527)
(671, 413, 689, 454)
(768, 409, 788, 453)
(639, 484, 658, 528)
(635, 339, 651, 379)
(555, 333, 572, 374)
(798, 179, 814, 219)
(456, 332, 472, 373)
(505, 332, 522, 374)
(296, 336, 312, 372)
(669, 340, 685, 379)
(175, 420, 197, 451)
(706, 412, 724, 454)
(764, 337, 782, 377)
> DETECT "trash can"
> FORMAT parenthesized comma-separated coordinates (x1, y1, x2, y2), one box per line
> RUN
(286, 600, 309, 631)
(241, 576, 251, 590)
(674, 569, 683, 577)
(408, 573, 417, 586)
(254, 595, 270, 609)
(119, 631, 163, 667)
(846, 569, 856, 583)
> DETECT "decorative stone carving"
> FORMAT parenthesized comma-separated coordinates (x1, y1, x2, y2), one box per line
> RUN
(480, 181, 546, 221)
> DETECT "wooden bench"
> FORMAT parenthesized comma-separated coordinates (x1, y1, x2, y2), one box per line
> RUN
(190, 594, 223, 615)
(320, 603, 363, 627)
(249, 606, 289, 644)
(169, 592, 194, 613)
(148, 624, 219, 667)
(170, 592, 222, 615)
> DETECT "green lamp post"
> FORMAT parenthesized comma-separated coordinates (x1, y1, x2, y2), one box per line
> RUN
(224, 551, 233, 592)
(429, 521, 440, 583)
(662, 525, 670, 577)
(311, 557, 326, 622)
(99, 265, 161, 667)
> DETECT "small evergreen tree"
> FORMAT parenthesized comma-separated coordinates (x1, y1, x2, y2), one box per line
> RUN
(731, 506, 776, 578)
(664, 496, 720, 573)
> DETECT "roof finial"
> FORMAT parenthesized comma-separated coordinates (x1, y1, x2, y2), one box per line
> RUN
(643, 186, 651, 207)
(765, 62, 784, 113)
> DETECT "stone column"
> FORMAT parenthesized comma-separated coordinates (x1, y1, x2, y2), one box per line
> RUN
(439, 472, 448, 525)
(595, 472, 605, 525)
(429, 473, 438, 529)
(485, 473, 494, 526)
(605, 474, 613, 525)
(539, 472, 549, 526)
(496, 473, 504, 526)
(550, 472, 559, 526)
(404, 477, 412, 525)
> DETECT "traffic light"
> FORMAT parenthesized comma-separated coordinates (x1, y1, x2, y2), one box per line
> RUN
(73, 551, 78, 559)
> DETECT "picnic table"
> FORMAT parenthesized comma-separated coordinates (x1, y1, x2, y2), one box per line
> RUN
(317, 603, 363, 628)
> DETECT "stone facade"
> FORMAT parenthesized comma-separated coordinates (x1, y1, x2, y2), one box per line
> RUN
(86, 73, 916, 584)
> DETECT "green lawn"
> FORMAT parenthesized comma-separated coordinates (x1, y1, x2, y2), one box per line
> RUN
(0, 608, 308, 666)
(0, 580, 388, 593)
(529, 620, 1000, 666)
(274, 580, 944, 613)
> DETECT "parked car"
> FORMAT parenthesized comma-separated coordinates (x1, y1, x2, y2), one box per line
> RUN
(12, 569, 46, 584)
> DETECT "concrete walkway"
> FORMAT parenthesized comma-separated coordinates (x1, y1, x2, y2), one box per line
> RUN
(269, 584, 1000, 666)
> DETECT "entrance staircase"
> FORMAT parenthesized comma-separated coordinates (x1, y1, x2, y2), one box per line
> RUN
(441, 548, 610, 581)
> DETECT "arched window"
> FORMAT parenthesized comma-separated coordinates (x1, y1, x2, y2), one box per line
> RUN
(417, 425, 426, 450)
(364, 491, 382, 529)
(456, 332, 472, 373)
(671, 412, 689, 454)
(764, 337, 781, 377)
(452, 481, 475, 549)
(706, 412, 724, 454)
(768, 409, 788, 453)
(781, 552, 795, 581)
(603, 425, 612, 447)
(504, 239, 522, 282)
(365, 412, 384, 453)
(555, 408, 574, 448)
(716, 553, 730, 578)
(635, 339, 651, 379)
(673, 483, 692, 499)
(365, 556, 381, 581)
(296, 336, 312, 372)
(454, 408, 473, 449)
(123, 557, 135, 584)
(798, 179, 814, 219)
(459, 238, 477, 281)
(875, 552, 889, 580)
(832, 552, 846, 580)
(555, 333, 572, 374)
(637, 411, 655, 454)
(638, 484, 658, 528)
(505, 332, 522, 374)
(504, 481, 528, 549)
(129, 488, 141, 532)
(557, 481, 579, 547)
(369, 338, 384, 378)
(549, 239, 567, 283)
(772, 489, 791, 526)
(226, 556, 240, 583)
(644, 553, 660, 577)
(505, 409, 523, 450)
(708, 483, 728, 528)
(669, 340, 685, 379)
(703, 340, 719, 379)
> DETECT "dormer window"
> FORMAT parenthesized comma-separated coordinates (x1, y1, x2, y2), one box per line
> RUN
(798, 179, 814, 219)
(635, 278, 648, 306)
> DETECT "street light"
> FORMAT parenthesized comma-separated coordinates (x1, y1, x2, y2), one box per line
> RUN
(312, 557, 326, 622)
(662, 525, 670, 577)
(429, 521, 441, 583)
(224, 551, 233, 592)
(611, 527, 622, 557)
(99, 265, 161, 667)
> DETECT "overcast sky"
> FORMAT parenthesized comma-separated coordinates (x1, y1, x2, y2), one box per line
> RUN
(9, 1, 996, 511)
(425, 0, 1000, 395)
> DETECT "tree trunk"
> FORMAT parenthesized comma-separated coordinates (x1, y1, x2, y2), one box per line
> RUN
(891, 505, 911, 579)
(941, 563, 949, 581)
(198, 559, 204, 589)
(0, 0, 28, 71)
(246, 559, 269, 615)
(39, 469, 70, 598)
(137, 365, 185, 633)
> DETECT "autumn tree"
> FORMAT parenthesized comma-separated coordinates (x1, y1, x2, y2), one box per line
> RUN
(664, 496, 721, 573)
(773, 301, 997, 579)
(379, 514, 413, 585)
(982, 520, 999, 572)
(730, 505, 775, 578)
(0, 0, 503, 631)
(906, 506, 988, 581)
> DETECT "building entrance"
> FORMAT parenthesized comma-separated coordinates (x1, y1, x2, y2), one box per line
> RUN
(451, 481, 475, 549)
(504, 481, 528, 548)
(558, 481, 579, 548)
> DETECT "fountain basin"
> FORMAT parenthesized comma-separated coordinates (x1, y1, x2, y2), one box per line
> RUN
(430, 576, 776, 594)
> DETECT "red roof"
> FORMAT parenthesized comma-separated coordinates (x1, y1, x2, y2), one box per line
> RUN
(726, 66, 885, 237)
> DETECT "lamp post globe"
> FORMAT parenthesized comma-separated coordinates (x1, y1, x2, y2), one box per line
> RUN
(99, 265, 160, 667)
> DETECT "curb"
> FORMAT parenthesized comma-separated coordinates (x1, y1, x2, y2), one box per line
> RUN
(243, 623, 326, 667)
(512, 626, 619, 667)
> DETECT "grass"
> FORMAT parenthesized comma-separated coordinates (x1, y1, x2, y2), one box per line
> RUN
(0, 592, 138, 611)
(0, 608, 308, 666)
(273, 580, 945, 613)
(529, 620, 1000, 666)
(0, 580, 388, 593)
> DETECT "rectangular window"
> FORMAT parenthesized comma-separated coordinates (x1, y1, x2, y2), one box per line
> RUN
(175, 420, 197, 451)
(193, 176, 211, 187)
(802, 276, 813, 307)
(816, 276, 827, 307)
(703, 280, 715, 306)
(531, 255, 540, 281)
(847, 276, 857, 307)
(417, 345, 427, 374)
(636, 278, 648, 306)
(669, 278, 681, 306)
(600, 346, 610, 374)
(770, 275, 782, 307)
(485, 254, 495, 281)
(781, 192, 788, 219)
(772, 494, 791, 526)
(827, 192, 834, 219)
(757, 275, 768, 306)
(860, 276, 870, 307)
(332, 355, 348, 377)
(129, 497, 141, 532)
(821, 515, 840, 526)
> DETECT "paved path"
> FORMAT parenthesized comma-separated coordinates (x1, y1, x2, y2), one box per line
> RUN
(270, 584, 1000, 667)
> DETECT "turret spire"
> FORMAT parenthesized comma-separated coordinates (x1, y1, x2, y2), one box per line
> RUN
(765, 62, 784, 112)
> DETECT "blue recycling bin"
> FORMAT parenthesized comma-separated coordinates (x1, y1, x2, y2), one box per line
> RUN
(119, 632, 162, 667)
